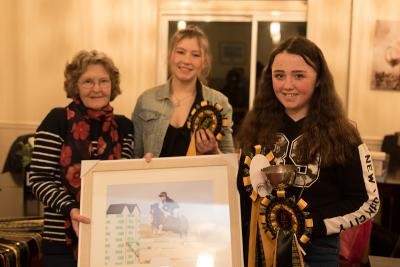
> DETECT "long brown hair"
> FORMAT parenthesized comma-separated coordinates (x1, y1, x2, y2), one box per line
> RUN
(236, 36, 362, 166)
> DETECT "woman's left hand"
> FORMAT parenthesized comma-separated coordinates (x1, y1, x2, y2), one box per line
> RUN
(195, 128, 220, 155)
(70, 208, 91, 237)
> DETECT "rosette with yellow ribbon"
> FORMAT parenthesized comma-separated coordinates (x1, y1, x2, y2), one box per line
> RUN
(185, 100, 230, 156)
(242, 144, 313, 267)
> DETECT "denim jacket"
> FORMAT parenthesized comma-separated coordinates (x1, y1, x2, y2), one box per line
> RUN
(132, 79, 234, 158)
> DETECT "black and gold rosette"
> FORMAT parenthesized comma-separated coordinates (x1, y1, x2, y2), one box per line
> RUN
(242, 144, 313, 267)
(186, 100, 230, 155)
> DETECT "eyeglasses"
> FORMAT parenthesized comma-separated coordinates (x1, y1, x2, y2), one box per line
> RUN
(79, 78, 111, 89)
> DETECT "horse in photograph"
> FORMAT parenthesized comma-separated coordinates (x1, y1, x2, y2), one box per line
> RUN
(150, 203, 188, 237)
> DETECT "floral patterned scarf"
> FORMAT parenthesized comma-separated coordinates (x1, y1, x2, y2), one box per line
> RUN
(60, 98, 121, 249)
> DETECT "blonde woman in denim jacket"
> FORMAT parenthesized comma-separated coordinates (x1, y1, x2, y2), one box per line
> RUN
(132, 25, 234, 158)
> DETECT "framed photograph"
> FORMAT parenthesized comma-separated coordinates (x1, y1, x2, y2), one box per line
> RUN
(371, 20, 400, 91)
(219, 42, 246, 64)
(78, 154, 242, 267)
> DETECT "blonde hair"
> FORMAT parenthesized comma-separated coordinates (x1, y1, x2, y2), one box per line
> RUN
(168, 25, 211, 84)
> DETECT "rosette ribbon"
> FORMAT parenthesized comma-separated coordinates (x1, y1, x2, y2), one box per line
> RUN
(185, 100, 230, 156)
(242, 145, 313, 267)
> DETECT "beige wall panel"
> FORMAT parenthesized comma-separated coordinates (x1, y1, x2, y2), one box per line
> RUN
(87, 0, 158, 118)
(307, 0, 352, 107)
(0, 0, 158, 125)
(348, 0, 400, 140)
(0, 0, 159, 168)
(0, 0, 19, 123)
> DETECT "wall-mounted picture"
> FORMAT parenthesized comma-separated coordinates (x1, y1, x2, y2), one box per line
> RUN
(219, 42, 246, 64)
(371, 19, 400, 91)
(78, 155, 242, 267)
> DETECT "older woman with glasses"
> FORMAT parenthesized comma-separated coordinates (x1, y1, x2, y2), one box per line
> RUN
(29, 50, 134, 267)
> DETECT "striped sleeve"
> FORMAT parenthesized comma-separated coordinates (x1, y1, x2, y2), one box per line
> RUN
(28, 111, 79, 217)
(116, 115, 135, 159)
(323, 143, 380, 235)
(121, 132, 134, 159)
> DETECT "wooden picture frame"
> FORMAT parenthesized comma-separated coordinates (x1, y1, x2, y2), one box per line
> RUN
(78, 154, 243, 267)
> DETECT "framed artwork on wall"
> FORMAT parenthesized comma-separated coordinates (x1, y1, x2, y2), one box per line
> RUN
(78, 154, 242, 267)
(371, 19, 400, 91)
(219, 42, 246, 64)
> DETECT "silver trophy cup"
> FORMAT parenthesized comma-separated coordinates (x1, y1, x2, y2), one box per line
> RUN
(261, 164, 297, 189)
